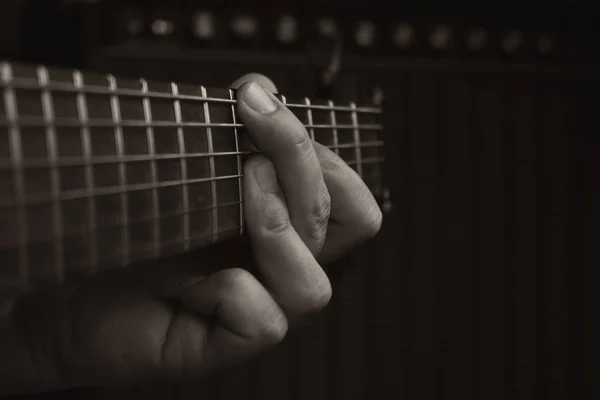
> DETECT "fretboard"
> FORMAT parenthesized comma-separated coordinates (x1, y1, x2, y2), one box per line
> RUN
(0, 61, 384, 294)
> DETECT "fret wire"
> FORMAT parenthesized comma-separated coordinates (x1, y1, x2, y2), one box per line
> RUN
(0, 173, 247, 208)
(328, 100, 340, 156)
(108, 75, 130, 266)
(0, 77, 384, 113)
(0, 151, 249, 169)
(172, 82, 191, 251)
(8, 200, 245, 248)
(350, 102, 363, 178)
(229, 88, 244, 236)
(141, 79, 161, 259)
(1, 63, 28, 290)
(74, 70, 98, 273)
(303, 97, 316, 141)
(201, 86, 218, 243)
(38, 66, 64, 283)
(0, 118, 383, 131)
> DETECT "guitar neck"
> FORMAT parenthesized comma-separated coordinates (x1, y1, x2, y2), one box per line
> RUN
(0, 61, 384, 294)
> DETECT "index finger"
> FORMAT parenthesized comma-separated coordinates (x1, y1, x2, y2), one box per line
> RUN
(229, 73, 277, 153)
(236, 82, 330, 256)
(229, 73, 278, 93)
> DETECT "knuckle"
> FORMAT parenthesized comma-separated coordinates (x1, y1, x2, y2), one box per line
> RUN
(219, 268, 255, 292)
(262, 194, 291, 236)
(308, 187, 331, 243)
(306, 282, 333, 314)
(217, 268, 289, 345)
(358, 203, 383, 240)
(317, 146, 343, 174)
(293, 133, 314, 159)
(257, 310, 288, 346)
(272, 113, 311, 155)
(243, 154, 269, 175)
(295, 273, 332, 314)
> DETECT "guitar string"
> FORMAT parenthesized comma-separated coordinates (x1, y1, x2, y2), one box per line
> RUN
(1, 200, 246, 248)
(0, 157, 384, 208)
(0, 118, 383, 131)
(0, 76, 383, 114)
(0, 142, 385, 169)
(0, 165, 381, 249)
(0, 77, 385, 204)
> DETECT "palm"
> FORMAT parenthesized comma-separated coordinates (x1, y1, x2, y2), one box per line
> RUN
(14, 239, 257, 387)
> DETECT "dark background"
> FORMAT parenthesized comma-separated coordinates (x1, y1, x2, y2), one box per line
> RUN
(1, 1, 600, 399)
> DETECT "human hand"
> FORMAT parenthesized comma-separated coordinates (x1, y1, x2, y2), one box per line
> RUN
(0, 74, 382, 394)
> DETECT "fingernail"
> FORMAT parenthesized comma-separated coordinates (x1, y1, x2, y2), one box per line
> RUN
(254, 160, 280, 194)
(243, 82, 277, 114)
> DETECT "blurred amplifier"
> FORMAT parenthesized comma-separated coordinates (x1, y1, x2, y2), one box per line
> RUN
(19, 0, 600, 93)
(82, 1, 599, 61)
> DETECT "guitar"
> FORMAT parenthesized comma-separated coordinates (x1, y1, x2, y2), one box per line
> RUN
(0, 61, 384, 296)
